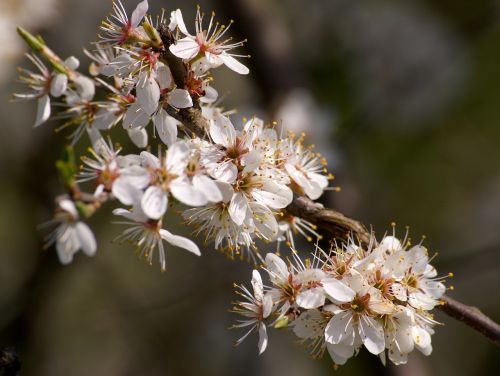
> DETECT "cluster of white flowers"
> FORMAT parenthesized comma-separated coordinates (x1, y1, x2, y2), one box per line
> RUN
(232, 232, 450, 366)
(15, 0, 332, 269)
(14, 1, 451, 369)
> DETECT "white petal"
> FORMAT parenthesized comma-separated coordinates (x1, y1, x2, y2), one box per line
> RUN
(251, 270, 264, 300)
(215, 181, 234, 203)
(157, 63, 172, 90)
(359, 316, 385, 355)
(123, 103, 150, 129)
(412, 326, 432, 355)
(248, 203, 278, 240)
(258, 324, 268, 355)
(73, 76, 95, 101)
(93, 108, 118, 130)
(192, 174, 223, 202)
(137, 72, 160, 115)
(326, 342, 354, 365)
(174, 9, 190, 36)
(168, 88, 193, 108)
(34, 95, 51, 127)
(160, 228, 201, 256)
(210, 115, 236, 147)
(251, 181, 293, 209)
(130, 0, 148, 28)
(153, 109, 178, 146)
(75, 222, 97, 256)
(322, 278, 356, 303)
(64, 56, 80, 70)
(228, 192, 248, 226)
(169, 37, 200, 60)
(292, 310, 324, 339)
(262, 294, 273, 318)
(166, 141, 189, 171)
(241, 150, 262, 174)
(219, 53, 249, 75)
(205, 52, 223, 68)
(325, 311, 354, 345)
(200, 85, 218, 104)
(50, 74, 68, 97)
(127, 127, 148, 148)
(170, 178, 207, 206)
(212, 160, 238, 183)
(59, 199, 78, 218)
(56, 233, 77, 264)
(141, 186, 168, 220)
(140, 151, 160, 169)
(296, 287, 325, 309)
(112, 178, 139, 206)
(264, 253, 288, 284)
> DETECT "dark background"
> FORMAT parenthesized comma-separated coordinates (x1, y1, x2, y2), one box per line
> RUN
(0, 0, 499, 375)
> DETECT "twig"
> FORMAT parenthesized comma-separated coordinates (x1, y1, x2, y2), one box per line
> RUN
(157, 24, 500, 346)
(439, 295, 500, 345)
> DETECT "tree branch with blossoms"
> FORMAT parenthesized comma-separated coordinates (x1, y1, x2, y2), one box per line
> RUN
(11, 0, 499, 371)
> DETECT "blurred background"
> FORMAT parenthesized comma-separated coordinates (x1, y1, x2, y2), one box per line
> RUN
(0, 0, 499, 375)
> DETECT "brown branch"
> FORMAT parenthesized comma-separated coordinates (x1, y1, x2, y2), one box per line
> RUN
(157, 25, 500, 347)
(439, 295, 500, 345)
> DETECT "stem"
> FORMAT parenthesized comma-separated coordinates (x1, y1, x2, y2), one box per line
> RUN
(157, 25, 500, 346)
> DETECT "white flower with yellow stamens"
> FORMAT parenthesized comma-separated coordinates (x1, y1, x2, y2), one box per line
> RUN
(169, 8, 249, 74)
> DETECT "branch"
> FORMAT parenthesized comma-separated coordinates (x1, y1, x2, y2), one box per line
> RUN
(157, 26, 500, 347)
(439, 295, 500, 345)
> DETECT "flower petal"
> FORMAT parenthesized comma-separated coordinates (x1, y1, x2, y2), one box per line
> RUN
(123, 103, 150, 129)
(228, 192, 248, 226)
(219, 53, 249, 75)
(173, 9, 190, 36)
(153, 109, 178, 146)
(192, 174, 223, 203)
(34, 95, 51, 127)
(50, 74, 68, 97)
(210, 115, 236, 147)
(322, 278, 356, 303)
(168, 88, 193, 108)
(73, 76, 95, 101)
(169, 37, 200, 60)
(325, 311, 354, 345)
(296, 287, 325, 309)
(141, 185, 168, 220)
(136, 72, 160, 115)
(127, 127, 148, 148)
(170, 178, 207, 206)
(130, 0, 148, 28)
(75, 222, 97, 256)
(359, 315, 385, 355)
(265, 253, 288, 284)
(160, 228, 201, 256)
(258, 323, 268, 355)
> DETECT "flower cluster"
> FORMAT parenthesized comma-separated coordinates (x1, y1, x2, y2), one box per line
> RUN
(15, 1, 332, 269)
(232, 232, 450, 366)
(14, 1, 451, 370)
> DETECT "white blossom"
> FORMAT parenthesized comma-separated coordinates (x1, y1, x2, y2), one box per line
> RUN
(113, 192, 200, 272)
(169, 8, 249, 74)
(42, 198, 97, 264)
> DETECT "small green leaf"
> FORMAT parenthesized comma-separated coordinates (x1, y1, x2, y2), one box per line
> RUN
(55, 146, 77, 189)
(274, 316, 289, 329)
